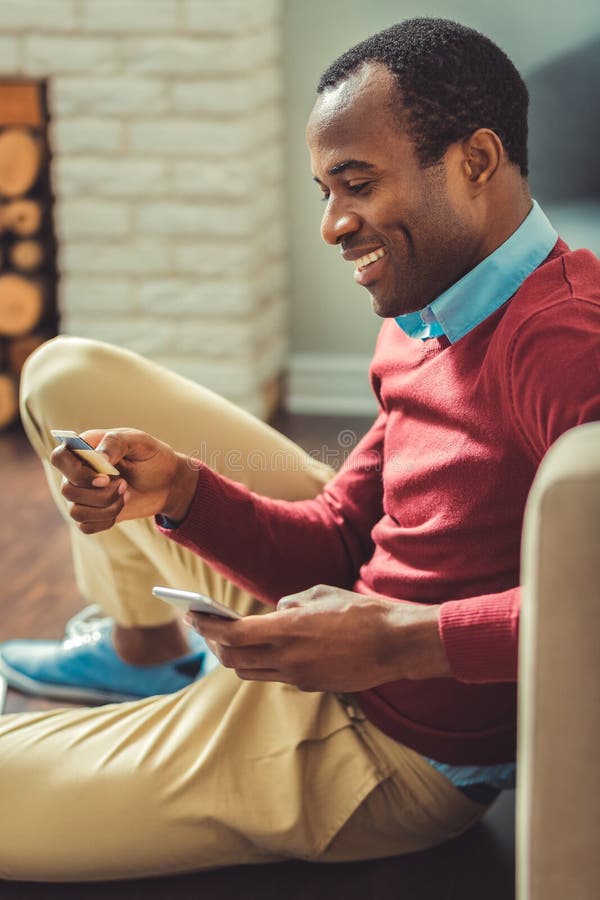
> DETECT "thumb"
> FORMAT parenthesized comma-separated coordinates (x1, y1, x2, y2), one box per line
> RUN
(80, 429, 126, 465)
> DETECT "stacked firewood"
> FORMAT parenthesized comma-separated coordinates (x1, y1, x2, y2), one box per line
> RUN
(0, 80, 57, 430)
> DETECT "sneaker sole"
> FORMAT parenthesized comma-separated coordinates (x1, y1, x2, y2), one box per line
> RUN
(0, 656, 143, 705)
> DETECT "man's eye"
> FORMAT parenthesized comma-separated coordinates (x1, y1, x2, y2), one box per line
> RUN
(318, 182, 368, 202)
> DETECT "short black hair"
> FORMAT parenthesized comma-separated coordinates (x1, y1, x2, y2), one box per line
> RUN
(317, 18, 529, 176)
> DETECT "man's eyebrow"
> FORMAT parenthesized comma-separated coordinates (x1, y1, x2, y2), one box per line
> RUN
(313, 159, 376, 183)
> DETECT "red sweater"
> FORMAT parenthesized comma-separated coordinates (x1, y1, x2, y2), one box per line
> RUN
(161, 241, 600, 763)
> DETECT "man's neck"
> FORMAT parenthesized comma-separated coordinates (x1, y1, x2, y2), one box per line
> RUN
(476, 180, 532, 264)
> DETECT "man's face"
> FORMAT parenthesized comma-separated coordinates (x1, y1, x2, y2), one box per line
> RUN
(307, 64, 480, 318)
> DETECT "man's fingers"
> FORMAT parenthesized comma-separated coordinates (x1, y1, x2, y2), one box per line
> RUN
(216, 643, 279, 671)
(189, 611, 287, 647)
(50, 444, 98, 484)
(277, 585, 333, 611)
(92, 475, 110, 487)
(231, 664, 311, 689)
(62, 475, 125, 529)
(277, 595, 301, 610)
(77, 517, 119, 535)
(61, 478, 125, 509)
(53, 441, 125, 534)
(67, 495, 124, 524)
(81, 429, 125, 466)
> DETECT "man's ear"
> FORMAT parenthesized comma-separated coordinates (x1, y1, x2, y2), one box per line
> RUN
(462, 128, 503, 187)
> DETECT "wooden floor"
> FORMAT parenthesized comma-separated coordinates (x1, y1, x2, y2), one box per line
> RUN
(0, 414, 515, 898)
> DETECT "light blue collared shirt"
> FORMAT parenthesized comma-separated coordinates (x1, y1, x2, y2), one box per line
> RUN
(395, 199, 558, 343)
(399, 201, 558, 797)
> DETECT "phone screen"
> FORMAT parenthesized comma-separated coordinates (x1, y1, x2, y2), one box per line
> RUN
(152, 586, 241, 620)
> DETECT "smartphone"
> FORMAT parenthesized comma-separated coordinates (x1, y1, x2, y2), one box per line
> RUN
(50, 430, 120, 476)
(152, 586, 241, 620)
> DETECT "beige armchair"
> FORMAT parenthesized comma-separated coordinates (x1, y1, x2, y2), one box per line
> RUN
(518, 421, 600, 900)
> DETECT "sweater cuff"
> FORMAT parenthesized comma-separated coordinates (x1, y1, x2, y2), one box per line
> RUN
(439, 588, 520, 683)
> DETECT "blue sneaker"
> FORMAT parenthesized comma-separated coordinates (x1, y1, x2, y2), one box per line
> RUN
(0, 622, 219, 704)
(65, 604, 112, 639)
(65, 603, 212, 657)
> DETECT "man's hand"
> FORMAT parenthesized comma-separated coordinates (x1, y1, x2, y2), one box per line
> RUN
(51, 428, 198, 534)
(187, 584, 452, 692)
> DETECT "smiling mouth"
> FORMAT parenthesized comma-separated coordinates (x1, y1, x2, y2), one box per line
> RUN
(354, 246, 387, 272)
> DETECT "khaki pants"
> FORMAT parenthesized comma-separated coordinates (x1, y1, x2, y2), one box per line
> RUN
(0, 337, 485, 882)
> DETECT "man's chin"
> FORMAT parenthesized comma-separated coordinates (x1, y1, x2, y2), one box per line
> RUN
(367, 284, 427, 319)
(369, 291, 407, 319)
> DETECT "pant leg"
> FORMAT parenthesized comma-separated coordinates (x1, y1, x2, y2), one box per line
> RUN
(0, 670, 484, 882)
(19, 336, 336, 625)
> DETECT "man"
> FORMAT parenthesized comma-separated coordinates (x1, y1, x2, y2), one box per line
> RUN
(1, 18, 598, 881)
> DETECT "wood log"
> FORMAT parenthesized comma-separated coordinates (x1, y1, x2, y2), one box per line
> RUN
(1, 199, 43, 236)
(0, 82, 43, 128)
(0, 274, 43, 336)
(0, 128, 42, 197)
(10, 239, 44, 272)
(0, 371, 18, 429)
(5, 332, 46, 375)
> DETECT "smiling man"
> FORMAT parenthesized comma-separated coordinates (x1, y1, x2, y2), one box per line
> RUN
(1, 18, 599, 882)
(310, 68, 486, 316)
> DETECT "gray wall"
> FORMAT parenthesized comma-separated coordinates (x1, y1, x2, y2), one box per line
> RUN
(283, 0, 600, 359)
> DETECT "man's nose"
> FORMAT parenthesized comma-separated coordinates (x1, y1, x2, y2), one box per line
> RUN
(320, 199, 361, 245)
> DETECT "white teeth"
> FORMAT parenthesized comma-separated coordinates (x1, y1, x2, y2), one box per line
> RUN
(354, 247, 386, 270)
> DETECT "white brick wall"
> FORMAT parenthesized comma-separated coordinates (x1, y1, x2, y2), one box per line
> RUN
(81, 0, 179, 33)
(127, 118, 256, 158)
(54, 157, 171, 197)
(136, 202, 255, 239)
(50, 118, 124, 154)
(170, 160, 252, 200)
(55, 200, 131, 239)
(0, 1, 77, 31)
(60, 239, 171, 275)
(63, 315, 176, 357)
(170, 68, 280, 116)
(61, 277, 136, 315)
(171, 241, 251, 277)
(137, 279, 257, 317)
(153, 335, 287, 399)
(23, 36, 118, 75)
(184, 0, 280, 32)
(0, 35, 20, 71)
(1, 0, 287, 419)
(52, 77, 168, 116)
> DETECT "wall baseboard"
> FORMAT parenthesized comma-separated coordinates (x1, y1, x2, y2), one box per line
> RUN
(286, 352, 378, 416)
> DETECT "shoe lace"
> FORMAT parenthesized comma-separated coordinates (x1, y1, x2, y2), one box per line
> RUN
(63, 630, 104, 650)
(66, 604, 111, 638)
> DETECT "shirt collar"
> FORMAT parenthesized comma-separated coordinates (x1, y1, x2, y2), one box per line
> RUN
(395, 200, 558, 343)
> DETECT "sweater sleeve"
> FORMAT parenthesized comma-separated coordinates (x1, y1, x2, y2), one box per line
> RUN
(156, 410, 387, 606)
(439, 292, 600, 684)
(507, 295, 600, 463)
(439, 587, 520, 682)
